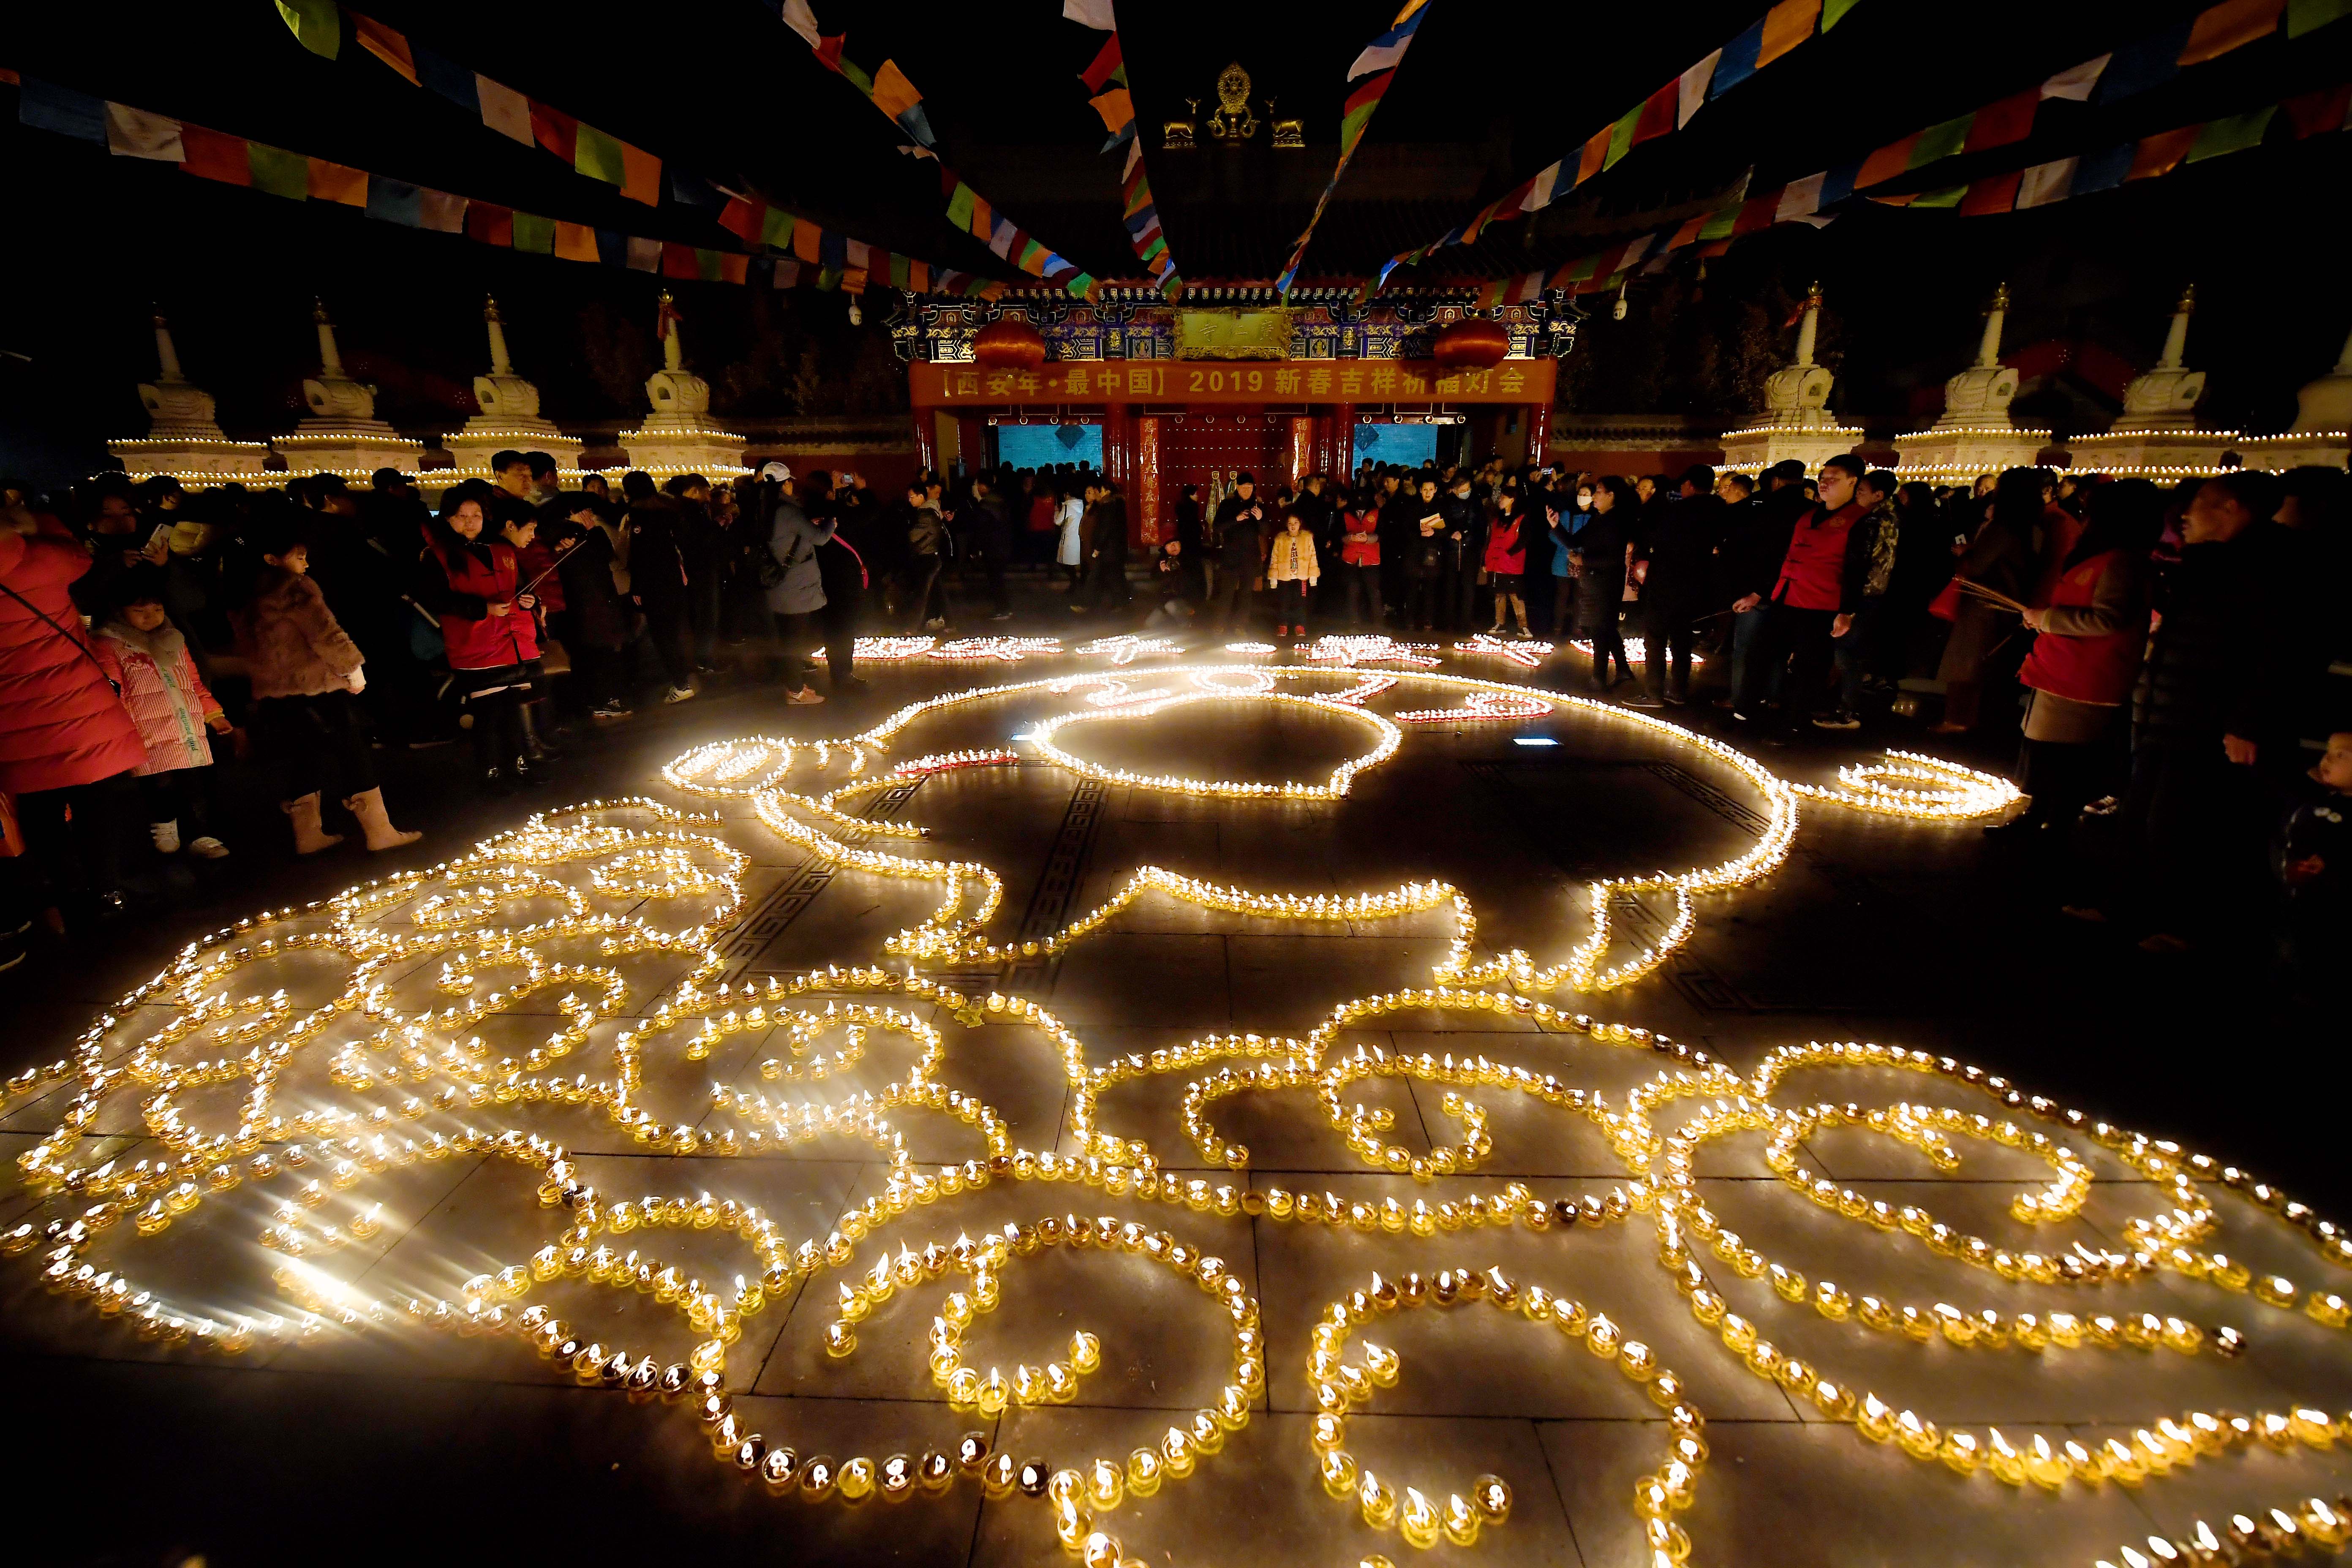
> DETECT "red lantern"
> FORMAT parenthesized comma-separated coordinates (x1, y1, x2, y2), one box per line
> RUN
(1432, 317, 1509, 370)
(972, 318, 1047, 371)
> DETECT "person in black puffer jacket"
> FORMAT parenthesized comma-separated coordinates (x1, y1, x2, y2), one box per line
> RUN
(2115, 471, 2281, 950)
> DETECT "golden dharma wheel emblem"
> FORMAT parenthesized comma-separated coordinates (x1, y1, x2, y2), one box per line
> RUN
(1206, 62, 1258, 140)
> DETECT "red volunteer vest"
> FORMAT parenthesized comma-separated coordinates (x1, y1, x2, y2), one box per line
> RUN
(2017, 548, 2141, 705)
(1771, 502, 1861, 611)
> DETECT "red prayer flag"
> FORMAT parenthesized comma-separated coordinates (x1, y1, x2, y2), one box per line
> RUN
(528, 101, 577, 163)
(1959, 169, 2024, 214)
(717, 197, 763, 242)
(1732, 192, 1779, 235)
(2285, 83, 2352, 137)
(1080, 33, 1123, 92)
(661, 242, 700, 278)
(1965, 89, 2040, 152)
(717, 253, 750, 285)
(1630, 80, 1678, 147)
(178, 123, 252, 186)
(466, 202, 514, 246)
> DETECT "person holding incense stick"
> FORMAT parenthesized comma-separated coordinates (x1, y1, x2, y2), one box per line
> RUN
(1988, 478, 2161, 843)
(1929, 467, 2046, 736)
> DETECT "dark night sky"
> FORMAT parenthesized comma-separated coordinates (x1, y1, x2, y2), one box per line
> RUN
(2, 1, 2347, 487)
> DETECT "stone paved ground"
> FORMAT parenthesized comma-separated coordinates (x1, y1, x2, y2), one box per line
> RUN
(3, 590, 2342, 1568)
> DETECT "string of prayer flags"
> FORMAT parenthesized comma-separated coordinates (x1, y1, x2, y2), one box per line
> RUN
(1375, 0, 1851, 289)
(1067, 1, 1177, 297)
(1876, 81, 2348, 213)
(270, 5, 664, 206)
(776, 2, 1101, 291)
(4, 71, 1003, 301)
(1275, 0, 1430, 296)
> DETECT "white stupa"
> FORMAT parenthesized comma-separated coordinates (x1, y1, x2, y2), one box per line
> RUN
(2066, 288, 2240, 479)
(1718, 284, 1865, 474)
(268, 300, 422, 479)
(436, 297, 588, 492)
(1894, 283, 2052, 482)
(2238, 317, 2352, 472)
(615, 290, 749, 480)
(107, 312, 277, 484)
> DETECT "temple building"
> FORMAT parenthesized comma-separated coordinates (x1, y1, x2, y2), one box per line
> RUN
(893, 285, 1568, 546)
(614, 290, 749, 481)
(1893, 284, 2052, 482)
(435, 297, 587, 490)
(1717, 284, 1864, 474)
(267, 301, 422, 479)
(106, 312, 276, 485)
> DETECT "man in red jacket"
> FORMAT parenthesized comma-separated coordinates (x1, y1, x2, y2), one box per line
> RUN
(1731, 454, 1870, 735)
(2, 505, 148, 942)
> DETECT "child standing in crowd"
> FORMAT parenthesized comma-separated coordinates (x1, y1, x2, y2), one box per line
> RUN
(244, 523, 422, 853)
(2278, 731, 2351, 994)
(1267, 509, 1320, 639)
(93, 570, 234, 859)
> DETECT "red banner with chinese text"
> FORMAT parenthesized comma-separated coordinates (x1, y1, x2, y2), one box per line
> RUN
(910, 359, 1556, 407)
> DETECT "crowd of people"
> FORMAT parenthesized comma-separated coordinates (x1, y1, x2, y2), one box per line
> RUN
(2, 444, 2344, 987)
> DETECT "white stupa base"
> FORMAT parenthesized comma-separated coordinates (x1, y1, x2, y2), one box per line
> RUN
(1718, 422, 1866, 474)
(272, 422, 424, 479)
(106, 438, 280, 485)
(436, 425, 592, 495)
(2233, 431, 2352, 472)
(2063, 429, 2246, 481)
(616, 419, 751, 481)
(1893, 425, 2053, 482)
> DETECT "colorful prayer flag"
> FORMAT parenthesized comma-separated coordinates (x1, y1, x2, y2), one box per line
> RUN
(306, 157, 368, 206)
(247, 143, 311, 200)
(351, 15, 418, 83)
(103, 103, 184, 162)
(274, 0, 341, 60)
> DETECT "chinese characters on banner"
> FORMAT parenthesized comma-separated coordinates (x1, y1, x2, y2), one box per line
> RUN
(909, 359, 1555, 406)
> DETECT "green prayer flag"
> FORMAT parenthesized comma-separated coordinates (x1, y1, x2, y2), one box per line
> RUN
(512, 212, 557, 253)
(1066, 272, 1094, 298)
(761, 208, 795, 249)
(945, 183, 976, 229)
(1910, 114, 1974, 168)
(837, 58, 874, 95)
(2287, 0, 2352, 36)
(274, 0, 342, 58)
(2187, 106, 2277, 161)
(890, 255, 911, 288)
(574, 123, 628, 186)
(1139, 235, 1167, 264)
(695, 248, 723, 280)
(1602, 101, 1644, 170)
(247, 143, 310, 199)
(1909, 184, 1968, 209)
(817, 266, 842, 291)
(1822, 0, 1867, 29)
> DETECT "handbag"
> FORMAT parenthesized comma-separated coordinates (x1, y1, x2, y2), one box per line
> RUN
(1927, 577, 1963, 622)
